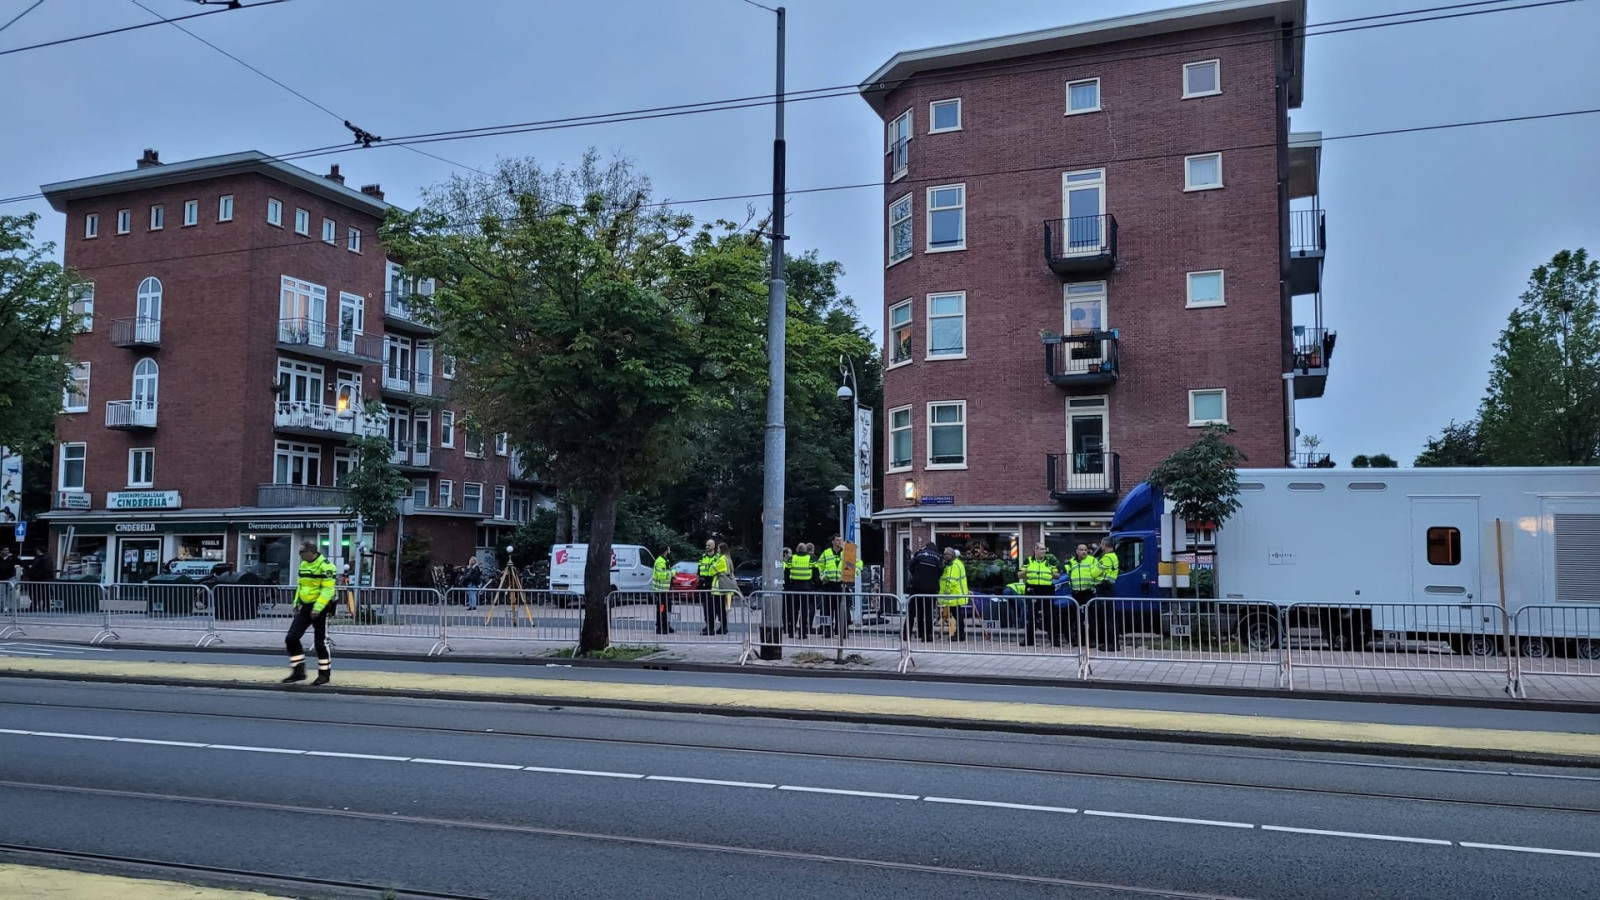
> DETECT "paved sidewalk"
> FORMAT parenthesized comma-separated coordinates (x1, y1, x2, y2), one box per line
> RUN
(0, 863, 288, 899)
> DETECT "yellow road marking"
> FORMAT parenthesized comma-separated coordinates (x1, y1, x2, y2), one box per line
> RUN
(2, 656, 1596, 760)
(0, 863, 287, 899)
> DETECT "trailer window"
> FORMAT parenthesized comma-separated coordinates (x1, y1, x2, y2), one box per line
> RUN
(1426, 527, 1461, 566)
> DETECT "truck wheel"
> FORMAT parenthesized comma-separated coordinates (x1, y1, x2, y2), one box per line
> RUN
(1239, 616, 1280, 651)
(1577, 639, 1600, 660)
(1519, 637, 1552, 659)
(1458, 635, 1499, 657)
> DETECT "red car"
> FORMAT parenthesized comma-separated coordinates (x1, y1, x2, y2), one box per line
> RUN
(671, 561, 701, 591)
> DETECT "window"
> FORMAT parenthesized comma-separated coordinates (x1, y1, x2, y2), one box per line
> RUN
(440, 410, 455, 448)
(279, 276, 328, 345)
(347, 227, 361, 252)
(59, 443, 86, 491)
(276, 358, 325, 405)
(927, 292, 965, 359)
(888, 406, 912, 471)
(464, 428, 484, 458)
(888, 300, 912, 366)
(494, 485, 507, 519)
(334, 449, 354, 486)
(887, 194, 912, 265)
(84, 213, 99, 239)
(440, 355, 456, 380)
(1188, 389, 1228, 425)
(136, 276, 162, 331)
(1066, 395, 1109, 482)
(128, 448, 154, 488)
(510, 491, 531, 523)
(1185, 153, 1223, 191)
(495, 432, 508, 456)
(1066, 78, 1101, 115)
(1426, 527, 1462, 566)
(132, 358, 159, 417)
(294, 208, 309, 235)
(218, 195, 234, 221)
(1183, 60, 1221, 98)
(116, 209, 131, 234)
(273, 441, 321, 485)
(438, 480, 454, 509)
(266, 198, 282, 226)
(886, 109, 911, 180)
(929, 99, 961, 133)
(927, 401, 967, 467)
(1065, 281, 1107, 335)
(63, 363, 90, 412)
(70, 282, 94, 332)
(407, 478, 428, 508)
(463, 482, 483, 514)
(322, 218, 336, 244)
(183, 200, 198, 226)
(926, 184, 965, 252)
(1186, 270, 1225, 308)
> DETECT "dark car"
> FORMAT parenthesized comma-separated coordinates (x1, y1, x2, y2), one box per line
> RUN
(733, 561, 763, 595)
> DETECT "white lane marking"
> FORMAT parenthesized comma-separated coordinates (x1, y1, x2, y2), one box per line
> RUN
(924, 797, 1079, 814)
(1085, 810, 1253, 829)
(0, 650, 60, 656)
(30, 731, 117, 741)
(779, 785, 920, 801)
(1261, 825, 1451, 846)
(207, 744, 304, 755)
(304, 751, 411, 762)
(116, 738, 208, 748)
(523, 766, 645, 779)
(0, 729, 33, 736)
(1460, 842, 1600, 859)
(411, 758, 523, 770)
(645, 775, 776, 789)
(8, 643, 94, 652)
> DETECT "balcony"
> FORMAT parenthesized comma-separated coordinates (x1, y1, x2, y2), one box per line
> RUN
(1047, 450, 1121, 503)
(390, 439, 438, 471)
(1293, 452, 1334, 468)
(383, 291, 440, 334)
(110, 316, 161, 349)
(1044, 215, 1118, 277)
(257, 483, 347, 508)
(1044, 332, 1118, 388)
(1289, 209, 1325, 296)
(1291, 326, 1337, 399)
(273, 401, 385, 440)
(105, 400, 156, 430)
(276, 318, 384, 365)
(381, 366, 435, 398)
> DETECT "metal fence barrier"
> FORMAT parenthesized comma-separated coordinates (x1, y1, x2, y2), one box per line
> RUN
(5, 580, 115, 643)
(1080, 598, 1288, 687)
(1282, 602, 1513, 689)
(1510, 604, 1600, 697)
(606, 588, 754, 652)
(901, 592, 1087, 675)
(730, 590, 906, 667)
(444, 586, 584, 648)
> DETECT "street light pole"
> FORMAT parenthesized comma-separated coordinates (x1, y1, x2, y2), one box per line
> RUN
(837, 355, 867, 624)
(757, 5, 787, 660)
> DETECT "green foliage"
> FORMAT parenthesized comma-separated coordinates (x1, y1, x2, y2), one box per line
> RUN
(0, 213, 82, 457)
(1478, 248, 1600, 465)
(1415, 419, 1487, 467)
(339, 402, 410, 530)
(1147, 425, 1248, 528)
(398, 528, 433, 587)
(1350, 453, 1397, 468)
(503, 507, 559, 569)
(1191, 566, 1216, 599)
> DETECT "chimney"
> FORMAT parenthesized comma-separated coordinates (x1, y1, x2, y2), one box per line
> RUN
(136, 149, 162, 168)
(359, 183, 384, 200)
(324, 164, 345, 185)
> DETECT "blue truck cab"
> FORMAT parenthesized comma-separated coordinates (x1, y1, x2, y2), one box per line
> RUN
(1106, 480, 1163, 613)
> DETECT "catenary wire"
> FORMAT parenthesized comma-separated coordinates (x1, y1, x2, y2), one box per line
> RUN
(0, 0, 46, 35)
(0, 0, 284, 56)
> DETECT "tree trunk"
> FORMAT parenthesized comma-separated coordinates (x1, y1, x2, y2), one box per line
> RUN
(578, 476, 625, 653)
(554, 491, 569, 543)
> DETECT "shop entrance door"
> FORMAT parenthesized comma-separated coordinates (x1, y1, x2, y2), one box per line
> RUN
(118, 537, 162, 583)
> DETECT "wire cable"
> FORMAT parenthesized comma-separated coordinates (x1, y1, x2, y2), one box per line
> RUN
(0, 0, 45, 35)
(0, 0, 284, 56)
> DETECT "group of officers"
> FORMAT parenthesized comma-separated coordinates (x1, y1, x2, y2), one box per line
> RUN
(647, 536, 855, 639)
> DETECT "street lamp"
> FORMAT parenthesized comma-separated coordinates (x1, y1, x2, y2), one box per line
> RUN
(831, 484, 849, 538)
(838, 355, 871, 624)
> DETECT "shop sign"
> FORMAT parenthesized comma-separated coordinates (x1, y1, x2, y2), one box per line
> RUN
(107, 490, 181, 510)
(55, 491, 92, 510)
(242, 521, 339, 532)
(919, 496, 956, 505)
(66, 520, 226, 535)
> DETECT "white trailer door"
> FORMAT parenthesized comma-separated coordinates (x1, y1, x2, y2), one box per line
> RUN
(1408, 498, 1482, 632)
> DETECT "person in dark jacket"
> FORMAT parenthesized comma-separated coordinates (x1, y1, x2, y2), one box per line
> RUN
(905, 542, 943, 642)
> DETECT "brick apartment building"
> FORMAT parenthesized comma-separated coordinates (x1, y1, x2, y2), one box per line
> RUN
(38, 149, 551, 588)
(857, 0, 1330, 585)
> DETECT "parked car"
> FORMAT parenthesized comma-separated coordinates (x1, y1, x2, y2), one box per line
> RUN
(671, 561, 700, 591)
(733, 562, 763, 595)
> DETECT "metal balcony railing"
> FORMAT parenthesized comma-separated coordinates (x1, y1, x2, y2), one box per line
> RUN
(384, 291, 438, 330)
(1044, 331, 1119, 386)
(1044, 214, 1118, 276)
(110, 316, 161, 348)
(390, 439, 434, 469)
(1293, 452, 1334, 468)
(1290, 209, 1326, 255)
(273, 401, 385, 438)
(382, 366, 434, 396)
(277, 317, 383, 361)
(257, 484, 347, 508)
(1293, 327, 1335, 369)
(1047, 450, 1121, 500)
(105, 400, 157, 429)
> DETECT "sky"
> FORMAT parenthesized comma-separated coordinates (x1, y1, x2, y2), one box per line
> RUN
(2, 0, 1597, 464)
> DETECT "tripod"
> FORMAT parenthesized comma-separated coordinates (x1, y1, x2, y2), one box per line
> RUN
(482, 556, 537, 627)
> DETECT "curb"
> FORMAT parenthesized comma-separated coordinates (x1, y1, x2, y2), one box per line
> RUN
(5, 666, 1598, 770)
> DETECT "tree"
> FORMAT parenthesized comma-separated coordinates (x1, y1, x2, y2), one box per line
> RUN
(382, 169, 768, 652)
(338, 403, 411, 584)
(0, 214, 81, 459)
(1350, 453, 1396, 468)
(1415, 419, 1486, 467)
(1478, 249, 1600, 465)
(1148, 426, 1248, 598)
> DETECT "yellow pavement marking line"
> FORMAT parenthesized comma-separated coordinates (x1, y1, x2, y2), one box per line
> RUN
(0, 863, 287, 899)
(2, 656, 1597, 760)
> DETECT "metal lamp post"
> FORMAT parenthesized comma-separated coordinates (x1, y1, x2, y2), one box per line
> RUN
(836, 356, 869, 623)
(831, 484, 849, 541)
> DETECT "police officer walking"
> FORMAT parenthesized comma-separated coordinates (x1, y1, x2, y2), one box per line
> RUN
(283, 540, 336, 685)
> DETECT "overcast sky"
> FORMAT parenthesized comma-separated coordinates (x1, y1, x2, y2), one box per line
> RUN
(3, 0, 1597, 464)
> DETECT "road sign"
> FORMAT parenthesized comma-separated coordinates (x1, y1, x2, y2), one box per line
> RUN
(13, 520, 25, 543)
(845, 503, 856, 542)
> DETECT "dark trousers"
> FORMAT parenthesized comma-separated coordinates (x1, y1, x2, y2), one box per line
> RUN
(285, 604, 329, 666)
(698, 577, 725, 634)
(1022, 585, 1061, 646)
(821, 581, 847, 637)
(787, 580, 814, 636)
(1080, 587, 1113, 648)
(908, 592, 936, 641)
(654, 589, 673, 633)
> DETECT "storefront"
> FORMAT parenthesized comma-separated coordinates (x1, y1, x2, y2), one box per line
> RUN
(44, 512, 359, 586)
(879, 509, 1116, 595)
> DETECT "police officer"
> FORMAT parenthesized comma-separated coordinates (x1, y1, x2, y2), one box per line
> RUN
(283, 540, 336, 685)
(937, 547, 969, 642)
(787, 542, 815, 638)
(817, 534, 846, 638)
(651, 548, 674, 634)
(696, 539, 719, 636)
(1019, 542, 1060, 647)
(1095, 537, 1121, 648)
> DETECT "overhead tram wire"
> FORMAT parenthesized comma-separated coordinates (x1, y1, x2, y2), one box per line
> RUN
(0, 0, 46, 35)
(0, 0, 285, 56)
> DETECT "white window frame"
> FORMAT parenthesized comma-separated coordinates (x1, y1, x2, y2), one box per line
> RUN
(218, 195, 234, 222)
(1188, 389, 1229, 426)
(464, 428, 484, 459)
(294, 208, 309, 235)
(347, 227, 362, 253)
(887, 405, 913, 473)
(71, 282, 94, 332)
(928, 98, 961, 133)
(116, 209, 131, 234)
(273, 440, 321, 486)
(321, 218, 336, 244)
(926, 401, 968, 470)
(183, 200, 198, 227)
(1184, 153, 1223, 191)
(438, 480, 454, 509)
(1182, 59, 1222, 99)
(84, 213, 99, 239)
(495, 432, 509, 456)
(63, 362, 90, 412)
(127, 448, 154, 488)
(887, 299, 913, 369)
(439, 410, 455, 448)
(59, 443, 86, 492)
(149, 205, 163, 231)
(494, 485, 507, 519)
(463, 482, 483, 514)
(440, 355, 456, 380)
(411, 478, 430, 508)
(885, 109, 911, 181)
(925, 184, 966, 253)
(887, 193, 913, 266)
(1066, 77, 1102, 115)
(925, 291, 966, 360)
(266, 198, 283, 227)
(1186, 270, 1226, 308)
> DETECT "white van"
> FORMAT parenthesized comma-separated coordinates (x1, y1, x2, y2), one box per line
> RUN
(549, 543, 656, 597)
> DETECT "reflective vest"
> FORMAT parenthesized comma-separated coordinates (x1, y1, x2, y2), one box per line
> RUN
(698, 553, 717, 578)
(788, 554, 814, 582)
(1066, 556, 1100, 591)
(652, 557, 671, 591)
(1097, 550, 1120, 584)
(295, 554, 337, 613)
(938, 558, 968, 606)
(1022, 556, 1058, 587)
(818, 548, 843, 582)
(712, 554, 732, 594)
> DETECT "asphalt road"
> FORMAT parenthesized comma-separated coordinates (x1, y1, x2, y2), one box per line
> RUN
(2, 679, 1598, 899)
